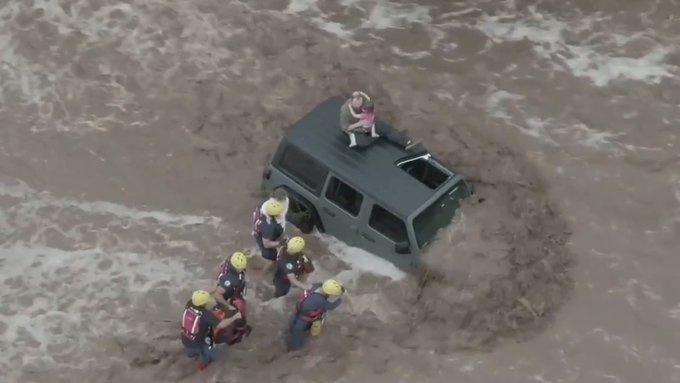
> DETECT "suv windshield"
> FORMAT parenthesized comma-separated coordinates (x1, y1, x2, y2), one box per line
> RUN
(413, 180, 470, 248)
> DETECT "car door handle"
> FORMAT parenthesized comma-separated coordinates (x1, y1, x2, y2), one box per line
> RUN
(322, 207, 336, 217)
(360, 232, 375, 242)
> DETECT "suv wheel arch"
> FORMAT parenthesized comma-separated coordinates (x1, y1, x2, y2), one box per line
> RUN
(279, 186, 325, 234)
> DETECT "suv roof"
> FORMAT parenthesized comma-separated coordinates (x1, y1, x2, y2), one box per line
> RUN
(284, 97, 457, 218)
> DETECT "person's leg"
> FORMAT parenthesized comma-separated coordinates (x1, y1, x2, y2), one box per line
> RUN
(274, 277, 291, 298)
(196, 344, 219, 370)
(262, 246, 277, 262)
(185, 345, 201, 359)
(346, 131, 358, 148)
(286, 316, 310, 351)
(374, 125, 422, 150)
(370, 124, 379, 138)
(213, 328, 229, 345)
(233, 318, 252, 339)
(255, 235, 266, 259)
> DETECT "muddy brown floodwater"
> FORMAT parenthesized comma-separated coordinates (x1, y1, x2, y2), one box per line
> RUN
(1, 1, 679, 383)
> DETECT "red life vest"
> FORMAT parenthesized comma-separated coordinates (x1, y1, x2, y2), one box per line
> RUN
(252, 204, 263, 235)
(230, 296, 247, 315)
(181, 307, 203, 341)
(276, 249, 308, 279)
(212, 300, 251, 344)
(295, 289, 325, 322)
(215, 262, 247, 299)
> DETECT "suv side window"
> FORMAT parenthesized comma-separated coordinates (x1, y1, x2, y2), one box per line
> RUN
(369, 204, 408, 243)
(325, 176, 363, 216)
(277, 143, 328, 195)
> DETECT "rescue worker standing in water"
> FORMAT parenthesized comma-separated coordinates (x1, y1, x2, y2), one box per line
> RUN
(273, 236, 315, 298)
(252, 200, 286, 262)
(287, 279, 346, 351)
(212, 251, 252, 343)
(181, 290, 242, 370)
(213, 252, 248, 307)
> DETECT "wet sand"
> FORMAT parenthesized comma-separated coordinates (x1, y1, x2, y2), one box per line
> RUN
(1, 1, 679, 383)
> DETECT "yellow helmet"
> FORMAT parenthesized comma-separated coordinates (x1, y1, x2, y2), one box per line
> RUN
(287, 236, 305, 254)
(191, 290, 213, 307)
(230, 251, 248, 271)
(321, 279, 344, 297)
(265, 199, 284, 217)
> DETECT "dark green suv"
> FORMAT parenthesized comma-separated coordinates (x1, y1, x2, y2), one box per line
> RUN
(261, 97, 473, 271)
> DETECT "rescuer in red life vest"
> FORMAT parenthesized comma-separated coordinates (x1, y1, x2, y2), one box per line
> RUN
(252, 200, 286, 262)
(273, 236, 315, 298)
(211, 251, 252, 344)
(180, 290, 242, 370)
(286, 279, 345, 351)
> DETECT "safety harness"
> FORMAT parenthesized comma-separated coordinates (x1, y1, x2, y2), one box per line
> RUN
(215, 262, 247, 299)
(295, 289, 325, 323)
(275, 248, 306, 280)
(181, 306, 208, 343)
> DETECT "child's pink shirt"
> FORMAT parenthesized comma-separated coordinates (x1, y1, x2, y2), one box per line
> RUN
(359, 112, 374, 127)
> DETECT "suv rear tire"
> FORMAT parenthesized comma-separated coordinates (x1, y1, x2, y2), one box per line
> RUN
(282, 188, 323, 234)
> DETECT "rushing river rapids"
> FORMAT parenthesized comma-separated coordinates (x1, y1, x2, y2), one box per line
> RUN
(1, 1, 679, 383)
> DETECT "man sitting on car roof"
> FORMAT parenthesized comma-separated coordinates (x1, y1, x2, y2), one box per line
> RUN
(339, 90, 421, 150)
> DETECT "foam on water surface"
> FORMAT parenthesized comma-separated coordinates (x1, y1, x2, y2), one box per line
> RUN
(474, 5, 678, 87)
(0, 178, 225, 380)
(0, 0, 679, 382)
(314, 233, 406, 283)
(0, 176, 406, 378)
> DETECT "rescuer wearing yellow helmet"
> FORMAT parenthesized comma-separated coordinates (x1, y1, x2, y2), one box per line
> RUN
(213, 251, 248, 307)
(286, 278, 346, 351)
(251, 199, 286, 262)
(273, 236, 315, 298)
(210, 251, 252, 345)
(180, 290, 243, 370)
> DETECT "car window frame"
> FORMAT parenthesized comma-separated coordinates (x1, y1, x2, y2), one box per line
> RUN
(274, 142, 328, 196)
(367, 203, 409, 244)
(323, 175, 364, 217)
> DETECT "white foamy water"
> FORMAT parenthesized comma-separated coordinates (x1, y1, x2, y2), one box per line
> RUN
(280, 0, 678, 154)
(475, 6, 677, 87)
(0, 177, 405, 379)
(1, 0, 679, 382)
(0, 178, 225, 380)
(315, 233, 406, 283)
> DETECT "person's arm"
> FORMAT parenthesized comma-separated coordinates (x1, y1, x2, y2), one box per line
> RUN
(213, 286, 229, 306)
(348, 120, 364, 130)
(352, 91, 370, 101)
(262, 238, 282, 248)
(324, 298, 342, 311)
(216, 312, 242, 329)
(340, 100, 356, 132)
(286, 273, 311, 290)
(347, 103, 361, 118)
(261, 223, 285, 248)
(302, 255, 315, 273)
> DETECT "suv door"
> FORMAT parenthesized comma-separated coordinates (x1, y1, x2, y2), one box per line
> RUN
(356, 202, 413, 267)
(319, 175, 364, 246)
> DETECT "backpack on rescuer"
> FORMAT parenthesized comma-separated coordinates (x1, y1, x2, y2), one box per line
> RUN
(181, 307, 203, 341)
(295, 289, 324, 322)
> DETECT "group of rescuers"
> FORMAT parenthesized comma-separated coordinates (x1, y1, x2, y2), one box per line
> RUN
(180, 91, 422, 370)
(180, 188, 346, 371)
